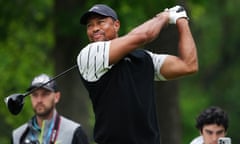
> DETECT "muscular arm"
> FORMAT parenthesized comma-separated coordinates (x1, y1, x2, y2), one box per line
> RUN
(78, 8, 198, 82)
(160, 18, 198, 80)
(109, 12, 169, 65)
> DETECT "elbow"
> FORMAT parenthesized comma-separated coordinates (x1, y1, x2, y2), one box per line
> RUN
(190, 66, 198, 75)
(181, 58, 199, 76)
(194, 64, 199, 73)
(188, 61, 199, 75)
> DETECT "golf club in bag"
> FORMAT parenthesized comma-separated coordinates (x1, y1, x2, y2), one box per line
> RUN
(4, 64, 78, 115)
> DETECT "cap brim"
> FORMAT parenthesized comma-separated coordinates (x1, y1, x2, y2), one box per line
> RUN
(80, 11, 111, 25)
(27, 84, 55, 92)
(80, 11, 98, 25)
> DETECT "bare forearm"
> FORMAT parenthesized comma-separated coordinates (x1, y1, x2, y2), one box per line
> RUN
(177, 19, 198, 72)
(109, 11, 169, 64)
(128, 11, 169, 44)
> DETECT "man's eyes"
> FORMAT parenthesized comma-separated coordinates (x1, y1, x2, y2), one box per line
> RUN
(98, 19, 106, 24)
(206, 131, 213, 135)
(87, 20, 106, 27)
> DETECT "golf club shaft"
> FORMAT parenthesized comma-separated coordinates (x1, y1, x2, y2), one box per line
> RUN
(23, 64, 78, 97)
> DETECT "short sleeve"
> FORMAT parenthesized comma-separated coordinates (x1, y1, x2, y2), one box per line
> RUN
(146, 50, 168, 81)
(77, 41, 112, 82)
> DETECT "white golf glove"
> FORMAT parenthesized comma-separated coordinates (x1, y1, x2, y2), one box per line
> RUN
(165, 5, 189, 24)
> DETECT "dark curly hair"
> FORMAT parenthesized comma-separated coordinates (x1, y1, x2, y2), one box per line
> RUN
(196, 106, 229, 132)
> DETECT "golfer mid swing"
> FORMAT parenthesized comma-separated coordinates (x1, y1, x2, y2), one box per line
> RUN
(77, 4, 198, 144)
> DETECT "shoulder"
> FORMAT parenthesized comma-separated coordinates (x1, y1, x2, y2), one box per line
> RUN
(59, 116, 81, 132)
(57, 116, 88, 144)
(12, 123, 29, 143)
(80, 41, 111, 53)
(190, 136, 203, 144)
(13, 123, 28, 135)
(77, 41, 112, 82)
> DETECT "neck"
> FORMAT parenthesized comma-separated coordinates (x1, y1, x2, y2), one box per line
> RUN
(36, 110, 55, 127)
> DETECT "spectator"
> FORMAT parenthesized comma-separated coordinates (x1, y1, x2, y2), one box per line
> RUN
(190, 106, 229, 144)
(11, 74, 89, 144)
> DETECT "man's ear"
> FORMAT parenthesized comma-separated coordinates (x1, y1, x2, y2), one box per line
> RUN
(224, 131, 227, 136)
(113, 20, 120, 32)
(54, 92, 61, 103)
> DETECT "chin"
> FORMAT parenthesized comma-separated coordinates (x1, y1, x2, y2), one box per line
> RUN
(92, 37, 107, 42)
(93, 39, 102, 42)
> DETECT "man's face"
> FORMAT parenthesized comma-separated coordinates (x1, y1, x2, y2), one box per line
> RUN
(30, 88, 60, 119)
(201, 124, 226, 144)
(86, 14, 120, 42)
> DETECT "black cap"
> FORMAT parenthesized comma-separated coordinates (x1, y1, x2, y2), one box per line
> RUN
(80, 4, 118, 25)
(27, 74, 57, 92)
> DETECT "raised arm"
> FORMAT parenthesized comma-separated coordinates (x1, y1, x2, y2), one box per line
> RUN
(109, 11, 169, 65)
(160, 17, 198, 80)
(78, 5, 198, 82)
(110, 5, 198, 80)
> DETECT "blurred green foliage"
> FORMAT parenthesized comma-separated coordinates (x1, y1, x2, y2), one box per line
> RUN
(1, 0, 240, 144)
(0, 0, 53, 143)
(181, 0, 240, 143)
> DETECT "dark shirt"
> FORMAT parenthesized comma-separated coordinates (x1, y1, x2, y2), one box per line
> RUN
(82, 50, 160, 144)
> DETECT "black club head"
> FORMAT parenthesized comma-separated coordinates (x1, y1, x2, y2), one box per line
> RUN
(4, 93, 25, 115)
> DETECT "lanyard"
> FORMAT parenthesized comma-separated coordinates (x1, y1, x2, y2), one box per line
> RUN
(49, 114, 61, 144)
(38, 114, 61, 144)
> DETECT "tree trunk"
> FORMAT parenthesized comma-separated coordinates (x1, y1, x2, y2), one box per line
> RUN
(53, 0, 92, 139)
(155, 81, 181, 144)
(147, 25, 181, 144)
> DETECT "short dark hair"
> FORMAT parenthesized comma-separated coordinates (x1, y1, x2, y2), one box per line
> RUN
(196, 106, 229, 132)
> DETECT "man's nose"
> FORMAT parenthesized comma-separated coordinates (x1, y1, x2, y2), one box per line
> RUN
(92, 24, 100, 32)
(212, 134, 219, 144)
(35, 95, 44, 102)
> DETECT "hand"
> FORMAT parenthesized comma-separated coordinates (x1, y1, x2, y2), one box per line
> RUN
(165, 5, 189, 24)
